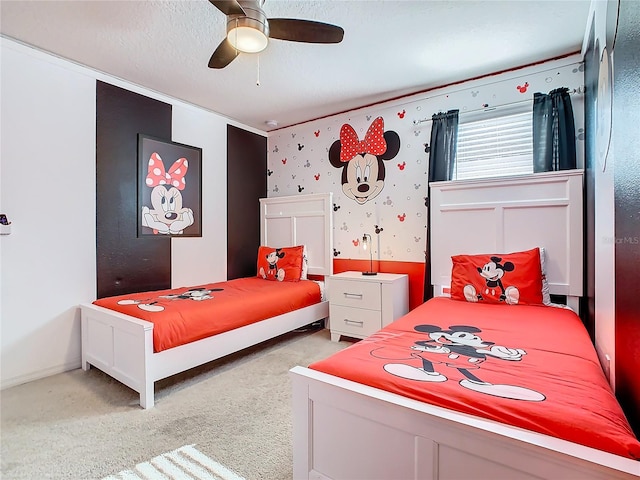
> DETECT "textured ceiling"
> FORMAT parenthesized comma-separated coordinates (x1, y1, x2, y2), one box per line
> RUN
(0, 0, 591, 132)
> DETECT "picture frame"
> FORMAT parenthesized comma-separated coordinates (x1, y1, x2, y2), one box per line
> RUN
(137, 134, 202, 237)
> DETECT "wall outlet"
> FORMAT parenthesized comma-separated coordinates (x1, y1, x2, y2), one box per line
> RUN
(596, 346, 612, 384)
(604, 355, 611, 381)
(603, 354, 611, 382)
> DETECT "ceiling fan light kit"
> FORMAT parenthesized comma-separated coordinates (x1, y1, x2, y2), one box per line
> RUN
(227, 9, 269, 53)
(208, 0, 344, 69)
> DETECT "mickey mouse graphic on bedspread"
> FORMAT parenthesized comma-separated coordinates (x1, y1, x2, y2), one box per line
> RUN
(372, 324, 545, 401)
(116, 287, 223, 312)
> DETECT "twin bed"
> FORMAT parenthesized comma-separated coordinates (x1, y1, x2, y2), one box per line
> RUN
(80, 193, 333, 409)
(81, 173, 639, 479)
(292, 297, 639, 480)
(290, 171, 640, 480)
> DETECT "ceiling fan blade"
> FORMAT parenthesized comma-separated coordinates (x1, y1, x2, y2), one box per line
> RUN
(209, 0, 246, 17)
(208, 39, 240, 69)
(268, 18, 344, 44)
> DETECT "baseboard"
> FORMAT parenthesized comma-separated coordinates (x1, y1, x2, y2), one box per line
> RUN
(1, 357, 82, 390)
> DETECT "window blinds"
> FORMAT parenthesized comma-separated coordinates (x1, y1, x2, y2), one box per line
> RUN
(454, 110, 533, 180)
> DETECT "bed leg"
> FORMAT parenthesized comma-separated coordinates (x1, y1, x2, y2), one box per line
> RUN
(81, 353, 91, 371)
(139, 383, 154, 409)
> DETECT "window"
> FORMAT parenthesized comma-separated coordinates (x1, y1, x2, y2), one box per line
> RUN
(453, 105, 533, 181)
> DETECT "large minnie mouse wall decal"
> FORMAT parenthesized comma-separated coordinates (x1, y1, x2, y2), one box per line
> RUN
(141, 152, 195, 235)
(329, 116, 401, 205)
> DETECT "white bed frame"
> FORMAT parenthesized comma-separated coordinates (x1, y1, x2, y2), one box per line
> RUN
(290, 172, 640, 479)
(81, 192, 333, 409)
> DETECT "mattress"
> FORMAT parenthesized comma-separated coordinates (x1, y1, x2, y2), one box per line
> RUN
(93, 277, 322, 352)
(309, 297, 640, 460)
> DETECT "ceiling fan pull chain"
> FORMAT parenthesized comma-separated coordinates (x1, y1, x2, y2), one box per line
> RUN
(256, 54, 261, 86)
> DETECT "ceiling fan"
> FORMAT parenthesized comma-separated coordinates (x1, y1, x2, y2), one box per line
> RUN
(208, 0, 344, 69)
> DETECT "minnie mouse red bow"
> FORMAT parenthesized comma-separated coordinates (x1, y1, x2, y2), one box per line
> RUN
(145, 152, 189, 190)
(339, 116, 388, 162)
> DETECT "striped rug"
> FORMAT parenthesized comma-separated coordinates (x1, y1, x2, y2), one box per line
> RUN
(102, 444, 246, 480)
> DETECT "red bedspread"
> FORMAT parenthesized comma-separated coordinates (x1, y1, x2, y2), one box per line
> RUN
(93, 277, 322, 352)
(310, 297, 640, 460)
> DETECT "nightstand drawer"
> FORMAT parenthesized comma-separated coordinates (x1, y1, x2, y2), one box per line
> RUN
(329, 278, 382, 310)
(329, 304, 381, 338)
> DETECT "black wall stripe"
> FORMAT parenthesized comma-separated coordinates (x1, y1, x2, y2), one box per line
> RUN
(583, 17, 597, 340)
(227, 124, 267, 280)
(96, 81, 172, 298)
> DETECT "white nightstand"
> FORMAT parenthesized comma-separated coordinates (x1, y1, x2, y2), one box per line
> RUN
(327, 271, 409, 342)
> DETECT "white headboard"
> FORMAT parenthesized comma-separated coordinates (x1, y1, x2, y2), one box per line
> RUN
(430, 170, 583, 303)
(260, 193, 334, 277)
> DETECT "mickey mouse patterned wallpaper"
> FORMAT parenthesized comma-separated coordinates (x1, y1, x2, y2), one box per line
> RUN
(267, 57, 585, 271)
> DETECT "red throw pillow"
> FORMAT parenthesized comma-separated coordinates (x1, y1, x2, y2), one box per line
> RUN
(450, 248, 543, 305)
(256, 245, 304, 282)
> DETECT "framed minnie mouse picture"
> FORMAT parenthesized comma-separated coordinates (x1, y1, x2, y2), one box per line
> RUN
(137, 134, 202, 237)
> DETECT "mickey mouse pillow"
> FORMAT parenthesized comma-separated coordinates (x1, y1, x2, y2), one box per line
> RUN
(450, 248, 543, 305)
(257, 245, 305, 282)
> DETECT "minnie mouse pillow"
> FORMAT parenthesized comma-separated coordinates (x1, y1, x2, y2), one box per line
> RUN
(256, 245, 305, 282)
(450, 248, 543, 305)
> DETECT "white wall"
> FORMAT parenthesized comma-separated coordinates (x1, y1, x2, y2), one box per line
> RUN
(583, 1, 617, 388)
(1, 40, 96, 388)
(0, 38, 256, 389)
(171, 105, 229, 288)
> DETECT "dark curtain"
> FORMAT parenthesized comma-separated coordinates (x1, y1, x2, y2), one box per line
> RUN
(424, 109, 459, 301)
(532, 87, 577, 172)
(428, 110, 460, 182)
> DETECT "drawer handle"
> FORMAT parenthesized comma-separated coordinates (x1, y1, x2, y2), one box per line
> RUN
(343, 292, 363, 299)
(343, 319, 364, 326)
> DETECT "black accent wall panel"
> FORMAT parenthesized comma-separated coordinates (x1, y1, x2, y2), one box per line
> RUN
(96, 81, 172, 298)
(227, 125, 267, 280)
(613, 0, 640, 435)
(583, 19, 597, 340)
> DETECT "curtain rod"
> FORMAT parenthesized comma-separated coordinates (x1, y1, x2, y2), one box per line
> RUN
(412, 86, 585, 126)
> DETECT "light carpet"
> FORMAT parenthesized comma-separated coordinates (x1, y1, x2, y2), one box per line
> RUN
(1, 327, 351, 480)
